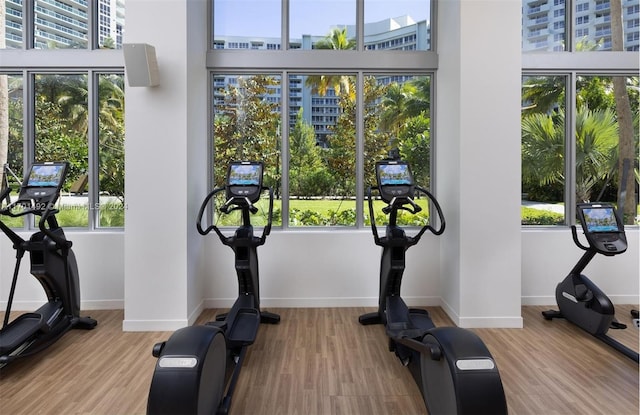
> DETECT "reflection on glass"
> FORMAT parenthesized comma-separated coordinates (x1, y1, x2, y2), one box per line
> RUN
(212, 74, 282, 226)
(364, 0, 431, 51)
(34, 0, 88, 49)
(213, 0, 281, 49)
(34, 74, 88, 227)
(98, 74, 125, 227)
(521, 75, 566, 225)
(290, 0, 356, 49)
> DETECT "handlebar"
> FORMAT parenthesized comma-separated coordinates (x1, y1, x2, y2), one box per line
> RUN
(571, 225, 590, 251)
(196, 186, 273, 246)
(368, 185, 446, 246)
(0, 189, 71, 249)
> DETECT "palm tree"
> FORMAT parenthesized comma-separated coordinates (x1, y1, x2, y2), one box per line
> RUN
(379, 82, 416, 145)
(304, 27, 356, 99)
(522, 107, 619, 203)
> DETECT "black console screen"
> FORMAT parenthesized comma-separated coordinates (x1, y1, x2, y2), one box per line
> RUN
(582, 206, 620, 233)
(228, 163, 262, 187)
(377, 163, 413, 187)
(27, 163, 66, 188)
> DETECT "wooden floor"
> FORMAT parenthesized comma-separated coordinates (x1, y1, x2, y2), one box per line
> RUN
(0, 305, 638, 415)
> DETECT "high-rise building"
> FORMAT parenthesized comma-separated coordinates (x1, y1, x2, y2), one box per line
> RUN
(4, 0, 125, 49)
(523, 0, 640, 52)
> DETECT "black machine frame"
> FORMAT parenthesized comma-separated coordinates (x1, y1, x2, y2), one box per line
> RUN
(147, 161, 279, 415)
(359, 159, 508, 415)
(0, 161, 97, 368)
(542, 202, 639, 363)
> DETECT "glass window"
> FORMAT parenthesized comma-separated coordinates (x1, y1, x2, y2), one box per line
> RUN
(34, 73, 89, 227)
(523, 0, 640, 52)
(212, 74, 282, 227)
(97, 73, 125, 227)
(289, 0, 356, 49)
(364, 0, 431, 51)
(523, 0, 567, 52)
(288, 72, 357, 227)
(521, 75, 567, 226)
(34, 0, 89, 49)
(3, 0, 125, 50)
(0, 73, 24, 228)
(213, 0, 281, 48)
(576, 75, 639, 225)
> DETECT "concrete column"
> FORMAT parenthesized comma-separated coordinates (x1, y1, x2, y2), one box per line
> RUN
(436, 0, 523, 327)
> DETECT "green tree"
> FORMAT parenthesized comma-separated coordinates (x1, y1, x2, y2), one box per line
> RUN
(329, 76, 388, 193)
(305, 28, 356, 99)
(398, 115, 431, 187)
(289, 108, 331, 196)
(379, 82, 417, 148)
(522, 107, 619, 203)
(213, 75, 281, 188)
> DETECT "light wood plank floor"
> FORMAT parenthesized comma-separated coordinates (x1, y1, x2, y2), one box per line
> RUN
(0, 305, 638, 414)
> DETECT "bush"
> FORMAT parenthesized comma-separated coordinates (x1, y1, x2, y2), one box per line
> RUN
(521, 207, 563, 225)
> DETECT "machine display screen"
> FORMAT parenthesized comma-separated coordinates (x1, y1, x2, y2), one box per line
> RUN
(378, 163, 413, 186)
(582, 207, 620, 233)
(27, 163, 65, 188)
(228, 163, 262, 187)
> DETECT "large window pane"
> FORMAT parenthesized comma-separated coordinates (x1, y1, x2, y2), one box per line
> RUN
(288, 73, 356, 227)
(34, 0, 89, 49)
(290, 0, 356, 49)
(364, 0, 431, 51)
(362, 74, 432, 225)
(522, 0, 567, 52)
(576, 75, 639, 224)
(0, 73, 24, 228)
(521, 75, 566, 225)
(98, 73, 125, 227)
(575, 0, 640, 51)
(213, 0, 281, 49)
(34, 73, 89, 227)
(212, 74, 282, 227)
(3, 0, 23, 48)
(98, 0, 125, 49)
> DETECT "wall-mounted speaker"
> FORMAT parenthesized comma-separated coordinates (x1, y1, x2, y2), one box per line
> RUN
(123, 43, 160, 87)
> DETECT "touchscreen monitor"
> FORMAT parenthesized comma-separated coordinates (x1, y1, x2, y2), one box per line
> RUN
(581, 206, 620, 233)
(377, 162, 413, 186)
(27, 163, 66, 188)
(228, 163, 262, 187)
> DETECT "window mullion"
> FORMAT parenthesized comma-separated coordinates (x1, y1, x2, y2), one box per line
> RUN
(87, 71, 98, 229)
(355, 72, 364, 228)
(565, 72, 577, 225)
(281, 71, 290, 228)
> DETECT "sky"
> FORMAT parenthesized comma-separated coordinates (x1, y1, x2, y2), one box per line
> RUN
(214, 0, 430, 39)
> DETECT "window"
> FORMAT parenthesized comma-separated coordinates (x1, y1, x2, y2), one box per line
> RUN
(209, 0, 435, 228)
(522, 1, 639, 226)
(0, 3, 126, 230)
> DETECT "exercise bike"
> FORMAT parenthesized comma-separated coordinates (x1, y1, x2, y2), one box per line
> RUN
(359, 159, 508, 415)
(542, 202, 639, 363)
(0, 161, 97, 368)
(147, 161, 280, 415)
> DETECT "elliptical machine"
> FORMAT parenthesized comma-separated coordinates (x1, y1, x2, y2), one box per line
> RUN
(542, 202, 639, 363)
(0, 162, 97, 368)
(147, 161, 280, 415)
(359, 159, 508, 415)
